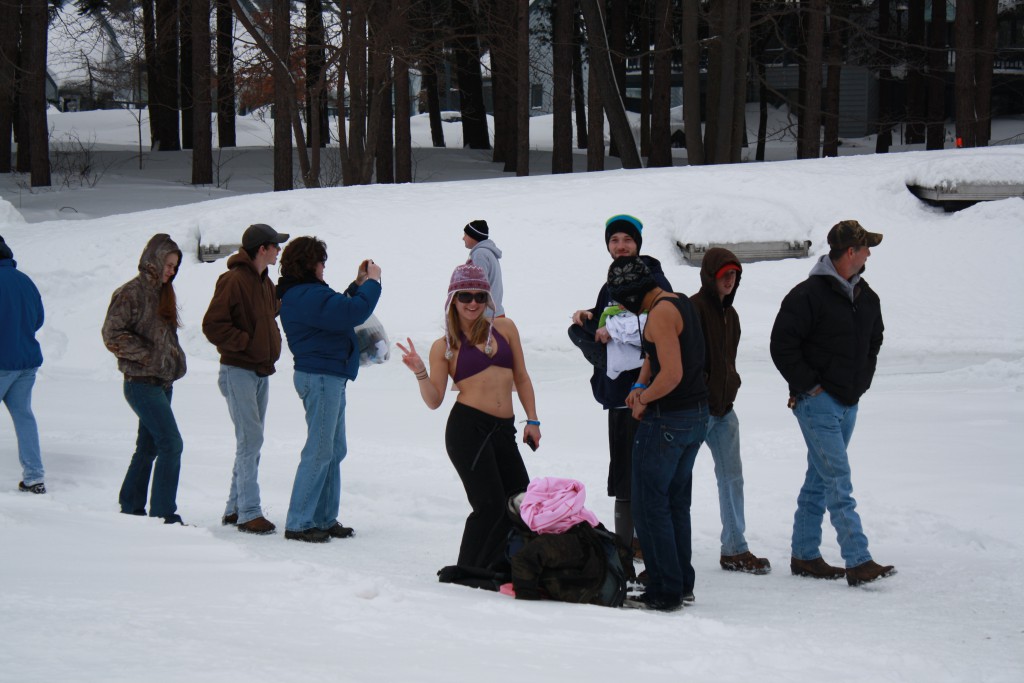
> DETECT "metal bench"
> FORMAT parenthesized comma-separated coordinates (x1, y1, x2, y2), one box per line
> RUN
(677, 240, 812, 266)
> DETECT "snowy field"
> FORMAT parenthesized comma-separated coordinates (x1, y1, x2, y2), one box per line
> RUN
(1, 112, 1023, 683)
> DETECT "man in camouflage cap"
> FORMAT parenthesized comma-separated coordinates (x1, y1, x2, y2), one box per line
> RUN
(770, 219, 896, 587)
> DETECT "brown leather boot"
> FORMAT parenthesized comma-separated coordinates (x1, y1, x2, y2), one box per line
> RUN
(790, 556, 846, 580)
(846, 560, 896, 586)
(237, 516, 277, 535)
(721, 551, 772, 575)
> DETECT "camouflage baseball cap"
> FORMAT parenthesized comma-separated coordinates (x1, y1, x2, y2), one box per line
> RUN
(827, 220, 883, 250)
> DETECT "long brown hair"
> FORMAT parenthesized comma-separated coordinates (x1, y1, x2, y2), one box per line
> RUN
(445, 296, 494, 355)
(158, 283, 181, 328)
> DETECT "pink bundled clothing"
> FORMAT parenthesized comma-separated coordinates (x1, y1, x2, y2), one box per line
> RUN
(519, 477, 600, 534)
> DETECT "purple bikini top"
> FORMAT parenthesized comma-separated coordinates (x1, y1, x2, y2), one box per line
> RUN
(453, 328, 514, 383)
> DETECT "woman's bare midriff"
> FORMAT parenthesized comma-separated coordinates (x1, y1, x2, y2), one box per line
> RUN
(451, 363, 516, 418)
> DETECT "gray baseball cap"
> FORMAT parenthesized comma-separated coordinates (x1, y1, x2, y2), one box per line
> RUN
(242, 223, 290, 250)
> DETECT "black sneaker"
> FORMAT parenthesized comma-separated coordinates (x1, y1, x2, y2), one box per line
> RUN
(163, 514, 185, 525)
(624, 592, 684, 613)
(285, 528, 331, 543)
(18, 481, 46, 494)
(324, 523, 354, 539)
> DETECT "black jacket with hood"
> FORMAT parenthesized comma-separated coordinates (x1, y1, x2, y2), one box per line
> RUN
(690, 248, 742, 417)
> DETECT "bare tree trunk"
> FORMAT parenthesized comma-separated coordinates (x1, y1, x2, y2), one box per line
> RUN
(875, 0, 892, 153)
(572, 13, 589, 150)
(704, 0, 722, 161)
(154, 0, 181, 151)
(954, 0, 977, 148)
(730, 0, 751, 162)
(273, 0, 292, 190)
(347, 1, 368, 184)
(926, 0, 946, 150)
(0, 0, 18, 173)
(905, 0, 926, 143)
(180, 0, 194, 150)
(798, 0, 824, 159)
(142, 0, 159, 147)
(24, 0, 49, 186)
(306, 0, 329, 148)
(451, 0, 490, 149)
(639, 3, 651, 158)
(681, 0, 704, 165)
(648, 0, 672, 167)
(607, 0, 626, 158)
(421, 61, 446, 147)
(975, 0, 997, 145)
(394, 0, 412, 182)
(822, 0, 847, 158)
(587, 39, 605, 171)
(516, 0, 529, 176)
(756, 63, 767, 161)
(552, 0, 574, 173)
(192, 0, 213, 183)
(579, 0, 642, 168)
(336, 0, 351, 178)
(216, 0, 235, 147)
(488, 2, 514, 169)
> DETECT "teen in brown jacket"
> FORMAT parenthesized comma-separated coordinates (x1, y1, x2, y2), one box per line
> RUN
(690, 247, 769, 575)
(202, 223, 288, 535)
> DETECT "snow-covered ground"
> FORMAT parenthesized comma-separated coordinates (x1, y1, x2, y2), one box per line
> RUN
(1, 112, 1023, 682)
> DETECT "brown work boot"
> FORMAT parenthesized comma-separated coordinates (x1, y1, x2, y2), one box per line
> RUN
(846, 560, 896, 587)
(237, 516, 277, 535)
(721, 551, 771, 575)
(791, 556, 846, 580)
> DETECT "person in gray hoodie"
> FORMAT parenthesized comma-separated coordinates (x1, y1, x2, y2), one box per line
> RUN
(463, 219, 505, 316)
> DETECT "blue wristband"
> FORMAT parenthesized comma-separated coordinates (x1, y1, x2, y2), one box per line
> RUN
(630, 383, 648, 391)
(525, 420, 541, 426)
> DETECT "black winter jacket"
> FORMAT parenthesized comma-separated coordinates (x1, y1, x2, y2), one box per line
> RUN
(690, 248, 742, 417)
(587, 255, 672, 409)
(770, 266, 883, 406)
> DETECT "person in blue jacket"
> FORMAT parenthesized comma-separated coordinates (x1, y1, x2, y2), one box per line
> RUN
(0, 235, 46, 494)
(277, 237, 382, 543)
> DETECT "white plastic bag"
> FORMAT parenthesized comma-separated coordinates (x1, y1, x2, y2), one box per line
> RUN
(355, 314, 390, 366)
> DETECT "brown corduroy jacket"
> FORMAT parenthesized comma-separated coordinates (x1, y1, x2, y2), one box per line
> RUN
(202, 249, 282, 376)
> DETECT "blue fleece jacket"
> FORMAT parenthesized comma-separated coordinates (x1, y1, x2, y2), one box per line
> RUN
(280, 278, 382, 379)
(0, 259, 44, 371)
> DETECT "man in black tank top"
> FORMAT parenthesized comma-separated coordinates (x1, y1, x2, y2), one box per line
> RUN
(607, 256, 709, 612)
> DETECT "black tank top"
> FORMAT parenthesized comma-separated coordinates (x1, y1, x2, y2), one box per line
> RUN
(642, 295, 708, 411)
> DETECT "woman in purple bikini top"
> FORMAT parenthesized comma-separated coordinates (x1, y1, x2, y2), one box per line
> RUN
(396, 262, 542, 449)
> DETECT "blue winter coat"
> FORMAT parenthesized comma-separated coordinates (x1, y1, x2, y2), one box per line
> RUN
(0, 259, 44, 371)
(279, 278, 382, 380)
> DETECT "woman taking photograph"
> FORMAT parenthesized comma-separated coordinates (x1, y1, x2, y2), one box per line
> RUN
(397, 263, 541, 570)
(102, 233, 187, 524)
(277, 237, 382, 543)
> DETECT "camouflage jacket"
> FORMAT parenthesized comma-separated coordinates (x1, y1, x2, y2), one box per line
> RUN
(101, 234, 187, 384)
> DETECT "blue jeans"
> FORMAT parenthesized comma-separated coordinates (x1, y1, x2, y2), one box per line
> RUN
(121, 380, 183, 518)
(632, 403, 709, 601)
(286, 371, 347, 532)
(218, 365, 270, 524)
(0, 368, 44, 486)
(704, 409, 749, 555)
(791, 391, 871, 567)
